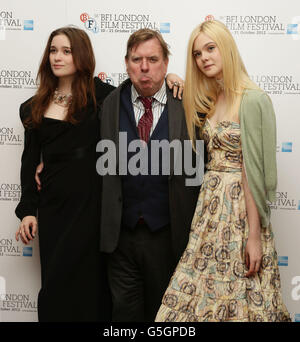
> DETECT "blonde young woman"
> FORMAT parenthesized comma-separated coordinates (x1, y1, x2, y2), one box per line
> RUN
(156, 20, 291, 322)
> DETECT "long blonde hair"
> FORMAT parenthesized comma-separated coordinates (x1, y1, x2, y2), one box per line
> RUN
(183, 20, 260, 144)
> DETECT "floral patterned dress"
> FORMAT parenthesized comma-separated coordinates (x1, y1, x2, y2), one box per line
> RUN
(155, 120, 291, 322)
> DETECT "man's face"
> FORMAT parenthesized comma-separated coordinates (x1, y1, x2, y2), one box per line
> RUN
(125, 38, 169, 97)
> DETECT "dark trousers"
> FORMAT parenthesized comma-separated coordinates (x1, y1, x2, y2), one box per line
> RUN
(107, 222, 176, 322)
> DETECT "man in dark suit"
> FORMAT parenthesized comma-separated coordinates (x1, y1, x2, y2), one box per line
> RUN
(99, 29, 201, 322)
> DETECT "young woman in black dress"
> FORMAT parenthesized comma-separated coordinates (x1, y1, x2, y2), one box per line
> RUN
(15, 26, 115, 322)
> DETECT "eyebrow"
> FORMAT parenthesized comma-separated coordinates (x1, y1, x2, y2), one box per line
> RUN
(50, 45, 71, 49)
(130, 54, 159, 59)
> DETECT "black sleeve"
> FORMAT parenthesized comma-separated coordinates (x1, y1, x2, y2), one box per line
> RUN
(94, 76, 116, 106)
(15, 102, 41, 220)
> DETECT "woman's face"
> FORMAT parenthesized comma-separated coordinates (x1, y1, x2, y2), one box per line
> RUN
(192, 32, 223, 80)
(49, 34, 77, 80)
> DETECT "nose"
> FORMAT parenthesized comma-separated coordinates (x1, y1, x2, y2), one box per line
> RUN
(140, 58, 149, 72)
(201, 51, 209, 63)
(54, 51, 62, 61)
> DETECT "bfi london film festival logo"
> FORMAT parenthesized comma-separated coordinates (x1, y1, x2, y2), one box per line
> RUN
(218, 14, 286, 36)
(269, 191, 300, 211)
(97, 72, 128, 87)
(0, 70, 38, 90)
(0, 278, 37, 316)
(0, 183, 21, 202)
(0, 238, 32, 258)
(0, 11, 34, 40)
(249, 75, 300, 96)
(80, 12, 170, 34)
(0, 292, 37, 313)
(0, 127, 22, 146)
(207, 14, 300, 40)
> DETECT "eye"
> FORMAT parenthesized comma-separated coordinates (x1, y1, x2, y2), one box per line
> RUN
(208, 45, 215, 51)
(132, 57, 141, 63)
(193, 51, 201, 58)
(49, 48, 56, 53)
(149, 57, 158, 63)
(64, 49, 72, 55)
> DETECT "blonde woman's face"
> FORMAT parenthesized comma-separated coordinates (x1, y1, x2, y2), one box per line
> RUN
(192, 32, 223, 80)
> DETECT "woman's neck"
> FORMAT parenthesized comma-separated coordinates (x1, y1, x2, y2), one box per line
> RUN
(57, 76, 73, 94)
(215, 78, 224, 91)
(217, 89, 225, 102)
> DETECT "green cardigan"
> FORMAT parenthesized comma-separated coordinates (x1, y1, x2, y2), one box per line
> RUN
(239, 89, 277, 228)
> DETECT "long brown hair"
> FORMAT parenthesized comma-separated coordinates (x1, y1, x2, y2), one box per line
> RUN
(25, 26, 96, 127)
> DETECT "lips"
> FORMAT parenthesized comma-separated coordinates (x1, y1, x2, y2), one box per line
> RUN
(140, 76, 151, 82)
(204, 64, 213, 69)
(53, 65, 64, 68)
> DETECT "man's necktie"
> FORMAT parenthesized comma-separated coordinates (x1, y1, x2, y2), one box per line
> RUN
(138, 96, 153, 143)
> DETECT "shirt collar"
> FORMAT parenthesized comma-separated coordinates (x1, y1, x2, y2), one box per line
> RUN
(131, 81, 167, 105)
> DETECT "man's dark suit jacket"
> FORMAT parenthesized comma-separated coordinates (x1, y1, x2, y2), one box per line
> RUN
(99, 78, 201, 261)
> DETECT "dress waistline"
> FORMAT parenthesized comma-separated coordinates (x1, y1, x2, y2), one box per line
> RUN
(43, 144, 95, 163)
(206, 168, 242, 173)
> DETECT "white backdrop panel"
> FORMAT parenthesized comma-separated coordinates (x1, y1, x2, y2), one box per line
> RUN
(0, 0, 299, 322)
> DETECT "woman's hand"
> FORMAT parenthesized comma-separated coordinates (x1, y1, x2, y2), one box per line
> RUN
(241, 164, 262, 278)
(245, 234, 262, 277)
(166, 73, 184, 99)
(16, 216, 37, 245)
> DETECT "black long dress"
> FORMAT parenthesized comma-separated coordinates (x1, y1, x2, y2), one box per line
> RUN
(15, 78, 115, 322)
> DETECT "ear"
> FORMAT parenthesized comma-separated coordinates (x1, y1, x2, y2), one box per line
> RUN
(164, 57, 169, 73)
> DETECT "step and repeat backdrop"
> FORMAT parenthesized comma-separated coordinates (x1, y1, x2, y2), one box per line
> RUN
(0, 0, 299, 322)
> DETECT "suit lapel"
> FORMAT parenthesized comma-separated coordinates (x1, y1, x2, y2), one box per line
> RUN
(103, 91, 119, 145)
(121, 82, 139, 138)
(102, 79, 136, 169)
(166, 88, 184, 176)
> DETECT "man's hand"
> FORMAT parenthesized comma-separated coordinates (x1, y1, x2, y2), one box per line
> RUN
(35, 162, 44, 191)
